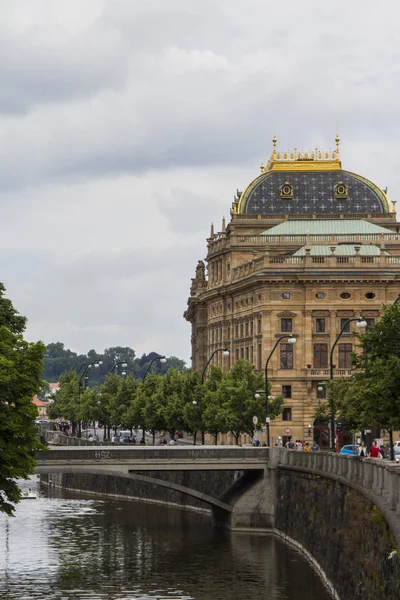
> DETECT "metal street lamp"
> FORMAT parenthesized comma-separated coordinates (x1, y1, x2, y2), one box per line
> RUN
(111, 361, 128, 373)
(201, 348, 230, 384)
(264, 334, 297, 447)
(200, 348, 230, 444)
(329, 316, 367, 452)
(77, 360, 103, 438)
(142, 354, 167, 382)
(141, 354, 166, 445)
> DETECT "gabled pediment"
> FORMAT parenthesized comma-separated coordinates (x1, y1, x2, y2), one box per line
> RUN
(277, 311, 297, 318)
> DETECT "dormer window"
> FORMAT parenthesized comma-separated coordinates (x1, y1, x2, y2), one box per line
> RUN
(334, 181, 348, 199)
(280, 182, 294, 200)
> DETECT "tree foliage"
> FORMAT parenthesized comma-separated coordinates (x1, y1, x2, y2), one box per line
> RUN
(50, 359, 284, 447)
(0, 283, 45, 515)
(42, 343, 187, 385)
(327, 303, 400, 458)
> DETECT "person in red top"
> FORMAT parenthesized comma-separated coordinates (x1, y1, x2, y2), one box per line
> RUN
(368, 441, 381, 459)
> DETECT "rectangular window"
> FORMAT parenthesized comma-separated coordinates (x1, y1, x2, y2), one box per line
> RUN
(240, 347, 244, 359)
(365, 318, 375, 329)
(240, 323, 244, 338)
(235, 324, 238, 339)
(245, 322, 249, 336)
(282, 408, 292, 421)
(227, 325, 231, 341)
(315, 318, 326, 333)
(235, 348, 239, 361)
(282, 385, 292, 398)
(340, 318, 351, 333)
(314, 343, 328, 368)
(257, 343, 262, 370)
(257, 318, 262, 334)
(250, 346, 253, 365)
(280, 343, 294, 369)
(281, 318, 292, 332)
(212, 328, 215, 343)
(250, 321, 254, 336)
(338, 343, 353, 369)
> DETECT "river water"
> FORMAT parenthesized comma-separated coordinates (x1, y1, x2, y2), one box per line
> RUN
(0, 478, 332, 600)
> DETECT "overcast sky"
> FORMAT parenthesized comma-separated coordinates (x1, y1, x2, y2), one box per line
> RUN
(1, 0, 399, 363)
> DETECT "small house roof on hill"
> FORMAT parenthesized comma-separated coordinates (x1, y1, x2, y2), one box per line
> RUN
(32, 396, 48, 407)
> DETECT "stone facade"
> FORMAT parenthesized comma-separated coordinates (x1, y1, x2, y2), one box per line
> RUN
(184, 138, 400, 447)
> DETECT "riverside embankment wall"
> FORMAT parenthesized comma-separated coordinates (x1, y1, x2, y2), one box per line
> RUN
(275, 469, 400, 600)
(40, 469, 236, 512)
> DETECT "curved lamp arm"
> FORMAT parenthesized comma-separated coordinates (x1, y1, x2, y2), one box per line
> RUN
(329, 315, 366, 452)
(264, 334, 296, 447)
(143, 354, 166, 382)
(201, 348, 229, 384)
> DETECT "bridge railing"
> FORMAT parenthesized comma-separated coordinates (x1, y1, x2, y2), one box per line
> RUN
(274, 447, 400, 514)
(44, 431, 109, 446)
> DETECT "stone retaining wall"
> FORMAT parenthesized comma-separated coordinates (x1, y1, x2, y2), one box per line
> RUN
(275, 469, 400, 600)
(40, 469, 236, 512)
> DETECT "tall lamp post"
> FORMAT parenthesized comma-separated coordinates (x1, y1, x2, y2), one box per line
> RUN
(141, 354, 166, 444)
(111, 361, 128, 375)
(201, 348, 230, 444)
(329, 316, 367, 452)
(262, 334, 297, 447)
(77, 359, 103, 437)
(142, 354, 167, 382)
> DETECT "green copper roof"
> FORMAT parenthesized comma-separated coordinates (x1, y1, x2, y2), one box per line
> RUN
(262, 219, 391, 236)
(293, 244, 385, 256)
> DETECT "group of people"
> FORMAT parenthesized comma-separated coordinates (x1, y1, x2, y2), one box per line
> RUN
(358, 440, 394, 459)
(282, 439, 320, 452)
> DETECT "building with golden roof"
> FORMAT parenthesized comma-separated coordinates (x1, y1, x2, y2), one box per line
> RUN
(184, 137, 400, 447)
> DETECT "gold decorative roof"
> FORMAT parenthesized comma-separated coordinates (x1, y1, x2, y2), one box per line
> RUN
(231, 136, 391, 215)
(261, 135, 341, 172)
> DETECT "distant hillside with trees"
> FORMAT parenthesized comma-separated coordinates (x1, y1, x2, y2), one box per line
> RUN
(42, 342, 187, 385)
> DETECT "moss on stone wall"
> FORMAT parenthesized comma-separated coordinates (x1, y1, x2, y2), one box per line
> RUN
(275, 471, 400, 600)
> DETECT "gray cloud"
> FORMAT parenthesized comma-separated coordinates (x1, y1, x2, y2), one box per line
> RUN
(0, 0, 400, 361)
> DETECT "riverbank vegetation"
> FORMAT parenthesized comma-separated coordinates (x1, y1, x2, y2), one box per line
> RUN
(321, 303, 400, 459)
(42, 343, 186, 385)
(0, 284, 45, 515)
(48, 360, 284, 444)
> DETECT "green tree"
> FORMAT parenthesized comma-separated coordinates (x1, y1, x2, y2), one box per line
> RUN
(327, 303, 400, 459)
(202, 366, 227, 444)
(143, 374, 167, 444)
(182, 371, 204, 444)
(160, 369, 186, 438)
(47, 371, 80, 434)
(120, 375, 142, 434)
(131, 383, 148, 442)
(0, 284, 45, 515)
(118, 375, 139, 431)
(215, 360, 266, 444)
(43, 342, 85, 381)
(100, 373, 121, 436)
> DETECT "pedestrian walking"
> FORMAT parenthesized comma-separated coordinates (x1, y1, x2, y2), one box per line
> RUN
(311, 441, 319, 452)
(368, 441, 381, 459)
(357, 441, 367, 457)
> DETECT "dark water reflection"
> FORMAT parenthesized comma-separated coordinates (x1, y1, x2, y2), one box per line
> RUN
(0, 478, 332, 599)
